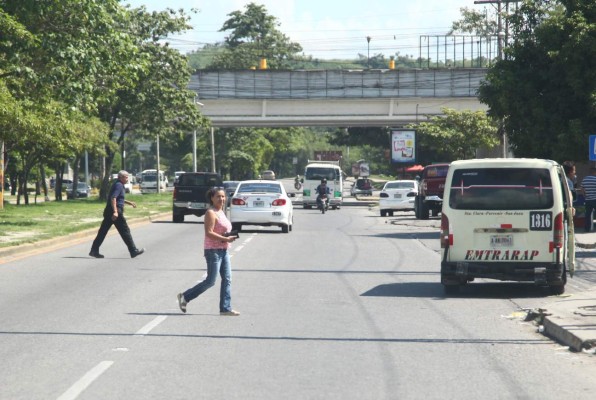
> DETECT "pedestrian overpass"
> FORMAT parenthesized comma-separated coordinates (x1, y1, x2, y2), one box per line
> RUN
(189, 68, 488, 127)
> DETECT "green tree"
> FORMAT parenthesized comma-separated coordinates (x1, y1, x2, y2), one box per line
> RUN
(478, 0, 595, 160)
(209, 2, 303, 69)
(408, 108, 500, 162)
(449, 7, 498, 36)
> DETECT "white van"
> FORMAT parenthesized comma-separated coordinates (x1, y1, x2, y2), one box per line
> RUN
(140, 169, 167, 193)
(440, 158, 575, 295)
(302, 161, 343, 209)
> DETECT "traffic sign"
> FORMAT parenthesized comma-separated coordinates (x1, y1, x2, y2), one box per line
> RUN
(590, 135, 596, 161)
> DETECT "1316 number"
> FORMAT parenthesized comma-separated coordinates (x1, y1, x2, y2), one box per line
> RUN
(529, 211, 552, 231)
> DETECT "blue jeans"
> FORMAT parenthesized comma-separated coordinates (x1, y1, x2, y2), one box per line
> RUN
(183, 249, 232, 312)
(585, 200, 596, 232)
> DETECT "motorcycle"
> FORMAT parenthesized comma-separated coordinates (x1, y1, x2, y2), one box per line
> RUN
(294, 177, 302, 190)
(317, 195, 329, 214)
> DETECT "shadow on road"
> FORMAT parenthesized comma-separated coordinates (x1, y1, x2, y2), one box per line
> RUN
(362, 281, 554, 299)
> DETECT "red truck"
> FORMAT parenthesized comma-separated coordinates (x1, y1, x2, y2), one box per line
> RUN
(414, 163, 450, 219)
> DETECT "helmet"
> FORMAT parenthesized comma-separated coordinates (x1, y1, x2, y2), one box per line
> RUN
(321, 178, 327, 183)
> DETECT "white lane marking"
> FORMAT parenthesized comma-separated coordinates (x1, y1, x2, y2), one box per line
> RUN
(233, 245, 244, 252)
(135, 315, 167, 336)
(56, 361, 114, 400)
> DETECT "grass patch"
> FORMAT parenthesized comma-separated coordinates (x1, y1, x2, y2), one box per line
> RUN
(0, 193, 172, 248)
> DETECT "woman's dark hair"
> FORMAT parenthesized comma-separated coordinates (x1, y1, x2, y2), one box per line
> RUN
(206, 186, 225, 205)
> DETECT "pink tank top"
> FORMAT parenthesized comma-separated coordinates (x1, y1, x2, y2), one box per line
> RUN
(204, 209, 232, 250)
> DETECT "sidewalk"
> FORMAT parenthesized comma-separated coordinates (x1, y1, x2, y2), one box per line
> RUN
(539, 230, 596, 352)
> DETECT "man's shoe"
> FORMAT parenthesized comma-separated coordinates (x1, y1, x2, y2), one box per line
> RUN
(89, 250, 104, 258)
(177, 293, 187, 313)
(220, 310, 240, 316)
(131, 248, 145, 258)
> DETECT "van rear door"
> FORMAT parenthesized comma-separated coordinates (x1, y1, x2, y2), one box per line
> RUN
(446, 167, 557, 264)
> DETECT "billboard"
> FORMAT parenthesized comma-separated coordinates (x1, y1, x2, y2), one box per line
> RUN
(314, 150, 342, 161)
(391, 130, 416, 163)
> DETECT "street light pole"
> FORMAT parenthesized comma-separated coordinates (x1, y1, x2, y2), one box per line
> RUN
(366, 36, 371, 68)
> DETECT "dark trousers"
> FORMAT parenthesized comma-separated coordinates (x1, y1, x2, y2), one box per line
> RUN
(91, 207, 137, 254)
(585, 199, 596, 232)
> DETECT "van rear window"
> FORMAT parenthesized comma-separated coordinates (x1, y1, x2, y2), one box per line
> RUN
(305, 167, 339, 181)
(448, 168, 553, 210)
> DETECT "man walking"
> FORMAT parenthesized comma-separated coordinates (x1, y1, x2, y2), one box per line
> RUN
(89, 170, 145, 258)
(580, 166, 596, 232)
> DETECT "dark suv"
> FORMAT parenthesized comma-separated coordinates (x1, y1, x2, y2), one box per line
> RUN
(172, 172, 222, 223)
(414, 163, 450, 219)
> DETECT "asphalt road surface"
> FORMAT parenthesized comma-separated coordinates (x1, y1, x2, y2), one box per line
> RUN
(1, 204, 595, 400)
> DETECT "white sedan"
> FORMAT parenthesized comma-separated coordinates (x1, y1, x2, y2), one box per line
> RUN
(230, 180, 293, 233)
(378, 180, 418, 216)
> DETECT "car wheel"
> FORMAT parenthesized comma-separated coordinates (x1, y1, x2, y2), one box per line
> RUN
(232, 223, 242, 232)
(443, 284, 460, 295)
(282, 224, 289, 233)
(389, 211, 394, 217)
(380, 210, 387, 217)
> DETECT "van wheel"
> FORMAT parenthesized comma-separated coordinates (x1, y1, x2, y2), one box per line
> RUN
(549, 284, 565, 295)
(232, 223, 242, 232)
(388, 211, 394, 217)
(173, 214, 184, 223)
(380, 210, 387, 217)
(549, 264, 567, 295)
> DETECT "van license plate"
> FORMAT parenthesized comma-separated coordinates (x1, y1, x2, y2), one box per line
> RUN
(490, 235, 513, 247)
(253, 201, 264, 207)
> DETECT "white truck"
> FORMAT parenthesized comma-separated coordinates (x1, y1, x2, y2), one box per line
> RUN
(302, 161, 343, 209)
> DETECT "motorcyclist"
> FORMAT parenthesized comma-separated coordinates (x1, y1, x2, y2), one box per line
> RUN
(294, 175, 301, 189)
(315, 178, 331, 209)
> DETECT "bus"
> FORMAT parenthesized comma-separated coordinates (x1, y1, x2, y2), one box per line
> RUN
(302, 161, 343, 209)
(140, 169, 168, 193)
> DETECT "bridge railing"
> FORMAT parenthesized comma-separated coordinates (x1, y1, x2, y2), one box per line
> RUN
(190, 69, 487, 100)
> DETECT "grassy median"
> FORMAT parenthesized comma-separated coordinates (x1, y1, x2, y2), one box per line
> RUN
(0, 193, 172, 249)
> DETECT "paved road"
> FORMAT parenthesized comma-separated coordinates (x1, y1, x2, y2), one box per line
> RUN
(1, 204, 595, 399)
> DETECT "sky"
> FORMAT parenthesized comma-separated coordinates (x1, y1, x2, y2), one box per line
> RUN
(122, 0, 490, 60)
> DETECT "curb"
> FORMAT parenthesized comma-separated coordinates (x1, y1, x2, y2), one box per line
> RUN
(0, 212, 171, 261)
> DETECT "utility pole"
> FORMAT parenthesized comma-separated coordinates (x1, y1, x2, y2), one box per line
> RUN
(473, 0, 520, 60)
(474, 0, 520, 158)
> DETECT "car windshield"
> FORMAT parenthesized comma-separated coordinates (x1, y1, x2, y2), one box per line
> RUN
(385, 181, 414, 190)
(305, 167, 338, 181)
(77, 183, 87, 189)
(448, 168, 554, 210)
(223, 181, 240, 189)
(237, 183, 282, 194)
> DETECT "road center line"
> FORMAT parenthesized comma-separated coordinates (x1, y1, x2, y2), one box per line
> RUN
(56, 360, 114, 400)
(135, 315, 167, 336)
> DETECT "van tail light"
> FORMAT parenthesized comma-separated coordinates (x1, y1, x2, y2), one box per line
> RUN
(440, 213, 452, 248)
(550, 212, 564, 253)
(173, 187, 178, 200)
(272, 199, 286, 206)
(232, 198, 246, 206)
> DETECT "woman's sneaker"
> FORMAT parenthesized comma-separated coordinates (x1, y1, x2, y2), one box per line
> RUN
(220, 310, 240, 316)
(177, 293, 187, 313)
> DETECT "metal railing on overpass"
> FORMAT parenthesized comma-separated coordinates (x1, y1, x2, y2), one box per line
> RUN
(189, 68, 488, 100)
